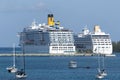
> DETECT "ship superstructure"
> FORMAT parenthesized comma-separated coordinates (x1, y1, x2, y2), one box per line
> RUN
(19, 14, 75, 54)
(74, 25, 112, 55)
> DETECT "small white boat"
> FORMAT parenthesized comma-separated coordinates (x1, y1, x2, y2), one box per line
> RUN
(96, 72, 104, 79)
(101, 54, 107, 76)
(16, 44, 27, 78)
(16, 74, 27, 79)
(16, 70, 27, 78)
(69, 60, 77, 68)
(96, 68, 104, 79)
(6, 66, 18, 73)
(95, 47, 108, 79)
(6, 44, 18, 73)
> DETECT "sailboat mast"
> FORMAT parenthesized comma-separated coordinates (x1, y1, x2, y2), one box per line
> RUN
(97, 46, 101, 72)
(98, 53, 101, 71)
(102, 55, 105, 69)
(22, 43, 25, 72)
(13, 43, 16, 67)
(102, 48, 105, 69)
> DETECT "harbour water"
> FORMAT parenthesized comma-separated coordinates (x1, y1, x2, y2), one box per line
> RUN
(0, 48, 120, 80)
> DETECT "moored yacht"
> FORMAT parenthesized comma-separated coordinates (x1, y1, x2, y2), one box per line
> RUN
(6, 44, 18, 73)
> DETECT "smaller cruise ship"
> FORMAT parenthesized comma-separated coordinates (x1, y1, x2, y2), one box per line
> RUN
(74, 25, 112, 55)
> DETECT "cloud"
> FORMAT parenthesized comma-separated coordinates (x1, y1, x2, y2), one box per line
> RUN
(0, 1, 47, 12)
(36, 2, 46, 8)
(31, 2, 46, 10)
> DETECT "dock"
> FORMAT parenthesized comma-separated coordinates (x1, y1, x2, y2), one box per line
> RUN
(0, 53, 94, 57)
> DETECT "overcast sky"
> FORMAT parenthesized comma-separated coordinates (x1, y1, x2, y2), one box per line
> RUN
(0, 0, 120, 47)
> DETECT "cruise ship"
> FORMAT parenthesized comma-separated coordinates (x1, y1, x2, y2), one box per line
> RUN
(19, 14, 112, 55)
(19, 14, 75, 54)
(74, 25, 112, 55)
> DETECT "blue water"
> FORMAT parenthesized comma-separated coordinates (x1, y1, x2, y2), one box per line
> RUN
(0, 48, 120, 80)
(0, 47, 21, 53)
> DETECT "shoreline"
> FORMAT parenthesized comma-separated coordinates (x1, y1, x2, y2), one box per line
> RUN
(0, 53, 94, 57)
(0, 53, 115, 57)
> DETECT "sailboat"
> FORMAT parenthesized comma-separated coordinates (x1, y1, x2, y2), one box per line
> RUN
(16, 43, 27, 78)
(96, 53, 104, 79)
(6, 44, 18, 73)
(96, 47, 108, 79)
(101, 54, 107, 76)
(96, 70, 104, 79)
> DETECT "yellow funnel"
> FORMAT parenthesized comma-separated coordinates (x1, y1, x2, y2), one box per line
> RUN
(48, 14, 54, 26)
(94, 25, 101, 32)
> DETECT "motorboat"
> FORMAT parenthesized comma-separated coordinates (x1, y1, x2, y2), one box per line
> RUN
(69, 60, 77, 69)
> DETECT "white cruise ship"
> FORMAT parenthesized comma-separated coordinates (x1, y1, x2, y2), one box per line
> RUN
(19, 14, 75, 54)
(74, 25, 113, 55)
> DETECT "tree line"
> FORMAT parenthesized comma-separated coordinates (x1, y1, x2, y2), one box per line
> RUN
(112, 41, 120, 52)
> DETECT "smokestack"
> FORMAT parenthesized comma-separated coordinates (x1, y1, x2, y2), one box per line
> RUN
(48, 14, 54, 26)
(94, 25, 101, 32)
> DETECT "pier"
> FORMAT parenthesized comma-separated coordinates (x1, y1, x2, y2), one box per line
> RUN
(0, 53, 94, 57)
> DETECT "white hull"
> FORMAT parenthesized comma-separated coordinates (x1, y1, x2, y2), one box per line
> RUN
(6, 67, 18, 73)
(96, 73, 104, 79)
(16, 74, 27, 78)
(93, 45, 112, 55)
(49, 46, 75, 54)
(23, 45, 75, 54)
(105, 54, 116, 57)
(101, 72, 107, 76)
(69, 61, 77, 68)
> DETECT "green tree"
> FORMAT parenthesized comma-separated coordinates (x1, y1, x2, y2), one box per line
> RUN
(112, 41, 120, 52)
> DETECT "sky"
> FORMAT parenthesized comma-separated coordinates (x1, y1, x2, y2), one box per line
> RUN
(0, 0, 120, 47)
